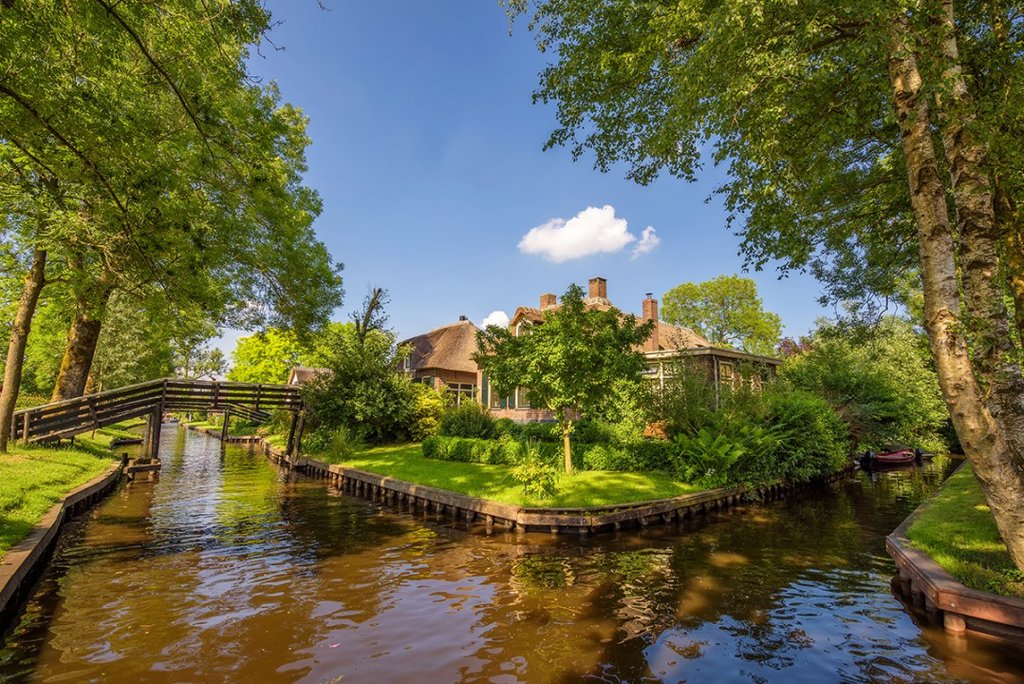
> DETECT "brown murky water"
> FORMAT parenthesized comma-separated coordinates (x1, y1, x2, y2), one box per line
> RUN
(2, 428, 1023, 683)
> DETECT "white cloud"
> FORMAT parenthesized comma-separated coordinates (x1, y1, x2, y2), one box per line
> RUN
(631, 226, 660, 258)
(518, 205, 638, 263)
(481, 310, 510, 328)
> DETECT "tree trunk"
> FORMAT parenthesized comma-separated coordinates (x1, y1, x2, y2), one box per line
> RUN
(0, 249, 47, 452)
(51, 285, 112, 402)
(889, 14, 1024, 567)
(562, 416, 573, 474)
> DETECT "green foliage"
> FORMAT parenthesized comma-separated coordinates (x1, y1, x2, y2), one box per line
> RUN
(652, 361, 717, 437)
(662, 275, 782, 355)
(781, 318, 949, 451)
(422, 435, 531, 466)
(228, 328, 304, 384)
(439, 401, 496, 439)
(303, 321, 414, 443)
(654, 362, 848, 486)
(410, 383, 448, 441)
(511, 446, 560, 498)
(476, 282, 654, 472)
(302, 425, 366, 460)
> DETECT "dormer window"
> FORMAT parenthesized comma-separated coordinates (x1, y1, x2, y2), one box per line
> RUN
(515, 321, 532, 337)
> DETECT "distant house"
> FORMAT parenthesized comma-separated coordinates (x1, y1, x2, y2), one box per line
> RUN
(482, 276, 781, 421)
(286, 366, 328, 386)
(398, 317, 480, 405)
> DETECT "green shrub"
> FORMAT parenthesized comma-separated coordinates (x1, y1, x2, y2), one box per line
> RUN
(511, 446, 559, 498)
(327, 425, 366, 460)
(669, 427, 749, 488)
(763, 388, 848, 482)
(410, 383, 448, 441)
(423, 435, 527, 465)
(439, 402, 495, 438)
(581, 443, 632, 471)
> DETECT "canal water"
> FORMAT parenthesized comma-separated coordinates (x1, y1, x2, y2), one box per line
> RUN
(1, 429, 1023, 683)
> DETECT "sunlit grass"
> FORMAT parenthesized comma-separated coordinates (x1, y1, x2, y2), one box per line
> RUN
(0, 428, 123, 554)
(907, 464, 1024, 598)
(318, 443, 701, 508)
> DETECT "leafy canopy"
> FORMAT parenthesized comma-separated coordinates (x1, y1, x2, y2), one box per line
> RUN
(476, 283, 653, 472)
(661, 275, 782, 355)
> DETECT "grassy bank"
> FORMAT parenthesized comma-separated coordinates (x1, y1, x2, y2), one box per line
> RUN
(0, 429, 123, 555)
(313, 443, 701, 508)
(907, 464, 1024, 598)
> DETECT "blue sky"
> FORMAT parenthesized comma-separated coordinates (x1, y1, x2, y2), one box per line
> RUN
(221, 1, 830, 353)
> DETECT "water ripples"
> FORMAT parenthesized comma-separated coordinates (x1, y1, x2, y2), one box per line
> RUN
(2, 434, 1022, 683)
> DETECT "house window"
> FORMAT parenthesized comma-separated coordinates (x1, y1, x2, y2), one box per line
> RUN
(516, 387, 531, 409)
(515, 321, 532, 337)
(719, 362, 734, 386)
(414, 376, 435, 388)
(448, 383, 476, 406)
(403, 357, 412, 371)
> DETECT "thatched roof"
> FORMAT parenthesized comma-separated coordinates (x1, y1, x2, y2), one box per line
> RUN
(400, 319, 480, 374)
(655, 321, 711, 350)
(287, 366, 329, 386)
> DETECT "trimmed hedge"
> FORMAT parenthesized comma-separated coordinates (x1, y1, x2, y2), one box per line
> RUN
(423, 435, 672, 472)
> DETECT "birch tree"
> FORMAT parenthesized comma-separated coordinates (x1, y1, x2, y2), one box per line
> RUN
(511, 0, 1024, 565)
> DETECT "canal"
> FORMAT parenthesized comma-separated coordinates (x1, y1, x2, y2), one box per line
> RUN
(1, 429, 1022, 682)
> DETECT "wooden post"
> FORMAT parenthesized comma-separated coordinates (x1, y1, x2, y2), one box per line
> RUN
(149, 409, 162, 460)
(285, 411, 299, 455)
(21, 411, 30, 445)
(220, 409, 231, 442)
(290, 410, 305, 457)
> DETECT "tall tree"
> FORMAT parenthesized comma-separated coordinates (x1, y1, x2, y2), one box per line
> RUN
(0, 2, 343, 441)
(511, 0, 1024, 564)
(661, 275, 782, 356)
(476, 283, 653, 473)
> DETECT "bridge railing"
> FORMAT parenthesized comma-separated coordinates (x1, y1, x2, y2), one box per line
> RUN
(11, 379, 302, 444)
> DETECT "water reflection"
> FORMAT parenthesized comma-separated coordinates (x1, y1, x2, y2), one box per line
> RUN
(1, 437, 1022, 683)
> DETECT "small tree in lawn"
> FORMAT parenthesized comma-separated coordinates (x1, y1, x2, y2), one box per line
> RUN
(475, 283, 653, 474)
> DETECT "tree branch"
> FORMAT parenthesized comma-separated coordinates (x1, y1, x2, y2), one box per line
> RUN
(93, 0, 214, 158)
(0, 82, 128, 216)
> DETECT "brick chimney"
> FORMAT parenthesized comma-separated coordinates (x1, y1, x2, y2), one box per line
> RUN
(539, 293, 557, 310)
(588, 276, 607, 300)
(642, 293, 659, 352)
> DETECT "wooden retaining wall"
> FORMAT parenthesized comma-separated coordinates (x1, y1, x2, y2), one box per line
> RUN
(181, 423, 262, 444)
(0, 459, 125, 629)
(259, 439, 854, 536)
(886, 466, 1024, 640)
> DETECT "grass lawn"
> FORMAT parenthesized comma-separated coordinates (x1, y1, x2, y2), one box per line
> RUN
(907, 463, 1024, 598)
(314, 443, 702, 509)
(0, 429, 123, 555)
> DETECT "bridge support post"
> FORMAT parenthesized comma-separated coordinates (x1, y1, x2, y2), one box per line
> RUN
(148, 409, 162, 460)
(290, 410, 305, 458)
(286, 411, 299, 455)
(220, 409, 230, 442)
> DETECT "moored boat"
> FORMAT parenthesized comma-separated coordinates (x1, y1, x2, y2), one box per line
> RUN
(860, 448, 923, 469)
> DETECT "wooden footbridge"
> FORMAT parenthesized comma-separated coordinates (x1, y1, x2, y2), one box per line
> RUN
(10, 379, 304, 458)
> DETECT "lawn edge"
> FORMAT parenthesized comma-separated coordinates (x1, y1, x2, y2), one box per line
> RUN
(257, 436, 853, 535)
(886, 461, 1024, 640)
(0, 457, 126, 631)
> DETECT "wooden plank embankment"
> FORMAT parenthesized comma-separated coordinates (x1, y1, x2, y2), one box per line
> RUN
(258, 438, 855, 537)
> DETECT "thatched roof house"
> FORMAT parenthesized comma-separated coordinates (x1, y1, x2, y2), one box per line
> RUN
(398, 317, 480, 403)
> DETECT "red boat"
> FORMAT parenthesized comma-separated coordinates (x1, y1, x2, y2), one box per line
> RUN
(861, 448, 923, 469)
